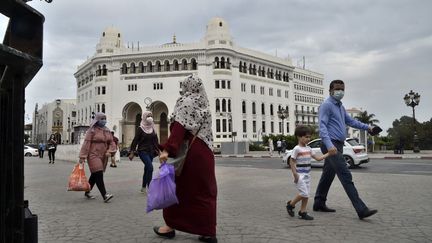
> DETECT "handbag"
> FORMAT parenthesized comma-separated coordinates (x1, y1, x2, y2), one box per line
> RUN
(166, 124, 202, 176)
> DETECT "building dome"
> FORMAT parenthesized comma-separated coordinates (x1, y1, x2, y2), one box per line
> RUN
(96, 27, 123, 54)
(204, 17, 232, 46)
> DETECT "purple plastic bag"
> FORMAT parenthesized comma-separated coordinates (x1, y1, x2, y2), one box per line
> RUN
(146, 163, 179, 213)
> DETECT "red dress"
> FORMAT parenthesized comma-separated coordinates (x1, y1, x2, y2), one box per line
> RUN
(162, 122, 217, 237)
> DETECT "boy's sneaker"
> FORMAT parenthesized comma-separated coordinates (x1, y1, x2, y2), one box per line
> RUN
(103, 193, 113, 203)
(84, 191, 95, 199)
(298, 211, 314, 220)
(286, 201, 295, 217)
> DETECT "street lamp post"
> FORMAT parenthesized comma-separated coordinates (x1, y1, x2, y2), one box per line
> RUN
(277, 108, 289, 135)
(67, 116, 71, 144)
(403, 90, 421, 153)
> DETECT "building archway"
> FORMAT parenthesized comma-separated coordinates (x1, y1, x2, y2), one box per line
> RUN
(121, 102, 143, 147)
(150, 101, 169, 144)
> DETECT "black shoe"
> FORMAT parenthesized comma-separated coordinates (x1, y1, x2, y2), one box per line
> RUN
(313, 204, 336, 212)
(286, 201, 295, 217)
(298, 211, 314, 220)
(84, 191, 95, 199)
(358, 208, 378, 220)
(199, 236, 218, 243)
(153, 226, 175, 239)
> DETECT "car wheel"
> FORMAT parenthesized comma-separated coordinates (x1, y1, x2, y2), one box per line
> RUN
(343, 155, 355, 168)
(25, 152, 32, 157)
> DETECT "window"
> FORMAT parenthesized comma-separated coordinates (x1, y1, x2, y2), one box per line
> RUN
(270, 104, 274, 116)
(128, 84, 137, 91)
(227, 80, 231, 89)
(262, 121, 266, 133)
(269, 88, 273, 96)
(271, 121, 274, 133)
(261, 103, 265, 115)
(251, 85, 256, 94)
(215, 99, 220, 112)
(252, 102, 256, 114)
(277, 89, 281, 97)
(222, 119, 227, 132)
(216, 119, 221, 132)
(221, 80, 226, 89)
(215, 80, 220, 89)
(153, 82, 163, 90)
(222, 99, 226, 112)
(285, 90, 289, 98)
(260, 86, 265, 95)
(228, 100, 231, 112)
(101, 104, 105, 113)
(102, 86, 106, 95)
(242, 120, 247, 133)
(182, 59, 188, 70)
(241, 83, 246, 92)
(252, 121, 256, 133)
(242, 101, 246, 114)
(97, 86, 100, 95)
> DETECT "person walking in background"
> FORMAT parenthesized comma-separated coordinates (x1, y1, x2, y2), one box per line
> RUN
(286, 126, 329, 220)
(313, 79, 378, 219)
(129, 111, 160, 193)
(38, 142, 45, 158)
(268, 138, 274, 155)
(110, 131, 119, 168)
(276, 139, 282, 155)
(79, 112, 117, 203)
(154, 75, 218, 243)
(47, 134, 57, 164)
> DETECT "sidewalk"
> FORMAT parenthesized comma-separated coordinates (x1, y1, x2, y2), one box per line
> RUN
(216, 150, 432, 159)
(24, 157, 432, 242)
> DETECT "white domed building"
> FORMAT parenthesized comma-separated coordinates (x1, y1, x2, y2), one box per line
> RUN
(74, 17, 325, 149)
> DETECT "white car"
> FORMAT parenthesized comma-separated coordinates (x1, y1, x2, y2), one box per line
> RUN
(24, 145, 39, 157)
(282, 138, 369, 168)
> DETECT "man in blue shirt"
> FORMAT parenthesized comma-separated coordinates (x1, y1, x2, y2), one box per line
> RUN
(313, 80, 378, 220)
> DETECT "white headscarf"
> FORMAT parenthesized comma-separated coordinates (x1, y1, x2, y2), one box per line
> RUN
(140, 110, 155, 134)
(171, 75, 213, 150)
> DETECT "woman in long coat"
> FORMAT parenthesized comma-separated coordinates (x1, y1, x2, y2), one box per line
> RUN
(155, 75, 217, 243)
(79, 112, 117, 202)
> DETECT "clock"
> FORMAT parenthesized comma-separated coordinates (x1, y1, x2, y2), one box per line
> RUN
(55, 111, 61, 118)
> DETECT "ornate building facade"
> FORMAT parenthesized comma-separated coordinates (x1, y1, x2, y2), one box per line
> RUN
(74, 17, 325, 149)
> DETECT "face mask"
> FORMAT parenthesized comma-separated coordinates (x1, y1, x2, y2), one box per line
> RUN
(146, 117, 153, 123)
(97, 120, 107, 127)
(332, 90, 344, 101)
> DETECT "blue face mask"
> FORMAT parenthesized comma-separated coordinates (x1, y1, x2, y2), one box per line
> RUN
(332, 90, 344, 101)
(97, 120, 107, 127)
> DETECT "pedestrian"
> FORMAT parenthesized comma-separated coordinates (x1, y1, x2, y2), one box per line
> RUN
(286, 125, 329, 220)
(38, 142, 45, 158)
(313, 79, 378, 219)
(47, 134, 57, 164)
(276, 139, 282, 155)
(268, 138, 274, 155)
(154, 75, 217, 243)
(281, 140, 287, 154)
(129, 111, 160, 193)
(79, 112, 117, 203)
(110, 131, 119, 168)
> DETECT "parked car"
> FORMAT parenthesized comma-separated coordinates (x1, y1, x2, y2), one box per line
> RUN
(24, 145, 39, 157)
(282, 138, 369, 168)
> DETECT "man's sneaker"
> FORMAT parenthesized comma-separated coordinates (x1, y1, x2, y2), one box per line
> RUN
(104, 193, 113, 203)
(286, 201, 295, 217)
(298, 211, 314, 220)
(141, 187, 147, 194)
(84, 191, 95, 199)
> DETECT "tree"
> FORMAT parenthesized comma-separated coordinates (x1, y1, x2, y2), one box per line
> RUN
(354, 111, 379, 125)
(387, 116, 417, 150)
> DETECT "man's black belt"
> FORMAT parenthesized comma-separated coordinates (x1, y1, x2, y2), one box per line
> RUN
(296, 164, 311, 167)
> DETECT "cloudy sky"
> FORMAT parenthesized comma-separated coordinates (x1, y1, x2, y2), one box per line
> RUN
(1, 0, 431, 134)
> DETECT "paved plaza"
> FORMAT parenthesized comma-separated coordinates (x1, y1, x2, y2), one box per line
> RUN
(24, 157, 432, 243)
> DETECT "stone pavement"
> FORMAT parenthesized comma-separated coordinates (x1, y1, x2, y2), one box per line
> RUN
(24, 157, 432, 243)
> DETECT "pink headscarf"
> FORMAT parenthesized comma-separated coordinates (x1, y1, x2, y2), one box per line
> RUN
(140, 110, 154, 134)
(89, 112, 107, 128)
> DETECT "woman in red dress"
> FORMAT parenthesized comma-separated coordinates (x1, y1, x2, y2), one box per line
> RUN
(154, 75, 218, 243)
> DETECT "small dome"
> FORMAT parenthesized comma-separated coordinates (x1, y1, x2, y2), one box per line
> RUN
(96, 26, 123, 53)
(205, 17, 232, 45)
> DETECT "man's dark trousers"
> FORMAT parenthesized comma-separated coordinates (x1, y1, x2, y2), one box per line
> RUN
(314, 140, 367, 214)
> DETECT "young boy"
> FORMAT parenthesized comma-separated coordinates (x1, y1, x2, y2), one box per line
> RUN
(286, 125, 329, 220)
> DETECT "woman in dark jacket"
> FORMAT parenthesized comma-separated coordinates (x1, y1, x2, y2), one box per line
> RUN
(129, 111, 160, 193)
(47, 134, 58, 164)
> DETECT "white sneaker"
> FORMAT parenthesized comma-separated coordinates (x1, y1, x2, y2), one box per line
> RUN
(103, 193, 113, 203)
(141, 187, 146, 193)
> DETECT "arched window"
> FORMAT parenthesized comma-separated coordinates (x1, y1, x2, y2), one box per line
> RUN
(226, 58, 231, 69)
(182, 59, 188, 70)
(164, 60, 170, 71)
(214, 57, 220, 69)
(220, 57, 226, 69)
(121, 63, 127, 74)
(253, 64, 257, 75)
(147, 61, 153, 72)
(242, 101, 246, 114)
(130, 63, 136, 73)
(139, 62, 144, 73)
(102, 65, 107, 76)
(239, 61, 243, 72)
(261, 103, 265, 115)
(215, 99, 220, 112)
(249, 64, 253, 74)
(222, 99, 226, 112)
(270, 104, 274, 116)
(155, 61, 161, 72)
(252, 102, 256, 115)
(101, 104, 105, 113)
(243, 62, 247, 73)
(97, 104, 100, 112)
(96, 65, 101, 76)
(228, 99, 231, 112)
(173, 60, 179, 71)
(191, 58, 197, 70)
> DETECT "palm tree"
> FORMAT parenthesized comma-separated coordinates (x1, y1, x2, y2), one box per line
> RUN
(354, 111, 379, 125)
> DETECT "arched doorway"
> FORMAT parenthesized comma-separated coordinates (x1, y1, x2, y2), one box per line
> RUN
(121, 102, 143, 147)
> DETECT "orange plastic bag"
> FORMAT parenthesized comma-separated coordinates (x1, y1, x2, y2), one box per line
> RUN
(68, 163, 90, 191)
